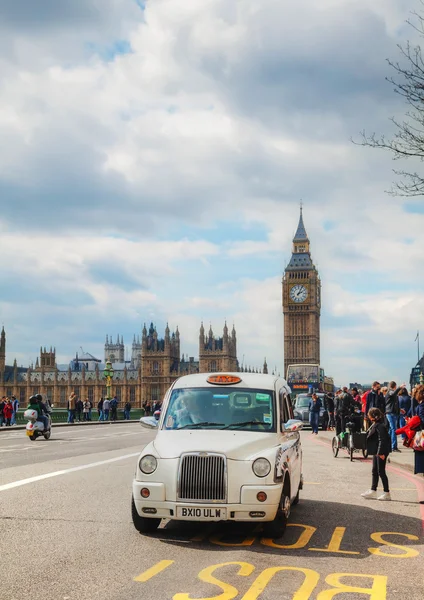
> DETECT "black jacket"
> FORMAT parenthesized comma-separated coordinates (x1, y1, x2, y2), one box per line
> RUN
(366, 420, 391, 456)
(366, 390, 385, 414)
(385, 388, 401, 415)
(336, 392, 352, 415)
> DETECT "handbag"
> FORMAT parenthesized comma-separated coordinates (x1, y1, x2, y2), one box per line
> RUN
(412, 429, 424, 451)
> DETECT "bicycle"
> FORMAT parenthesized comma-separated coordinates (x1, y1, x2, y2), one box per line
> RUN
(332, 414, 368, 461)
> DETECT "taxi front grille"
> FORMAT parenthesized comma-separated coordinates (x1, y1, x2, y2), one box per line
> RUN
(178, 453, 227, 502)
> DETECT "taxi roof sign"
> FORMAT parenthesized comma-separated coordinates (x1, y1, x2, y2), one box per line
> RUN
(207, 375, 241, 385)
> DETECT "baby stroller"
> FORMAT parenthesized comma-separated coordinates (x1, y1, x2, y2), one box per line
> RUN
(332, 410, 368, 461)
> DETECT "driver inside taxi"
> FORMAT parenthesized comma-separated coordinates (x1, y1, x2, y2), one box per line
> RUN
(173, 391, 210, 428)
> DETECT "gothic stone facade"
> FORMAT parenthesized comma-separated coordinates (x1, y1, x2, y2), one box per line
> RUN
(0, 323, 248, 408)
(282, 208, 321, 378)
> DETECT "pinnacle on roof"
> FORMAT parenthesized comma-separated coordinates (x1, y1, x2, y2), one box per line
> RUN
(293, 205, 309, 242)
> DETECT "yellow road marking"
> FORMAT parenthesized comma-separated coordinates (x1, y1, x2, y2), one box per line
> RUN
(134, 560, 175, 582)
(304, 482, 322, 485)
(309, 527, 360, 555)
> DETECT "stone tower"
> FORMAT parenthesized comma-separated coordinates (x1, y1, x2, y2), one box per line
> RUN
(104, 334, 125, 364)
(39, 347, 56, 369)
(282, 207, 321, 377)
(140, 323, 180, 405)
(198, 322, 238, 373)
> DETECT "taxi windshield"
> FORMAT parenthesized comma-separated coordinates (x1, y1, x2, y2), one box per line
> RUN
(163, 387, 276, 432)
(296, 396, 311, 408)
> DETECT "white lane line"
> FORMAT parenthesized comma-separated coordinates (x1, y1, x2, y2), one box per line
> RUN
(0, 452, 140, 492)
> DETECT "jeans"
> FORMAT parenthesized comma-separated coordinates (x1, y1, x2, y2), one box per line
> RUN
(39, 415, 49, 431)
(310, 412, 319, 434)
(0, 414, 4, 427)
(386, 413, 398, 450)
(103, 409, 110, 421)
(399, 414, 407, 439)
(124, 409, 130, 420)
(83, 413, 89, 421)
(11, 410, 17, 425)
(335, 413, 347, 436)
(372, 455, 389, 492)
(98, 410, 103, 421)
(67, 410, 75, 423)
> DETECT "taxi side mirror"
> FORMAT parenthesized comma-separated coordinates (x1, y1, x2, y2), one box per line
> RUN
(283, 419, 303, 433)
(140, 417, 159, 430)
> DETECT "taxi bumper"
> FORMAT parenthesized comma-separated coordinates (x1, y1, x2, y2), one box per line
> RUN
(133, 481, 281, 522)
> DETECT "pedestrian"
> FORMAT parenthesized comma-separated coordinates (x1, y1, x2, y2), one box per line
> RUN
(0, 396, 6, 427)
(365, 382, 385, 416)
(326, 393, 335, 430)
(11, 395, 19, 425)
(97, 398, 104, 421)
(67, 392, 76, 423)
(88, 399, 93, 421)
(76, 397, 83, 422)
(309, 393, 321, 435)
(124, 401, 131, 420)
(3, 398, 13, 426)
(110, 396, 118, 421)
(361, 389, 370, 430)
(384, 381, 402, 453)
(398, 387, 411, 439)
(410, 385, 424, 477)
(362, 408, 391, 501)
(83, 398, 90, 421)
(335, 387, 352, 435)
(103, 398, 110, 421)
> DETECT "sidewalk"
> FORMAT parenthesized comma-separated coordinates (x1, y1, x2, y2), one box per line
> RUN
(314, 429, 417, 474)
(0, 420, 140, 432)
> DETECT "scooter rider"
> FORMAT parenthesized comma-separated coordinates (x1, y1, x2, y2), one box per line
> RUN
(27, 395, 50, 432)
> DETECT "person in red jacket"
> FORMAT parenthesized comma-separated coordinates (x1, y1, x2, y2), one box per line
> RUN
(3, 399, 13, 426)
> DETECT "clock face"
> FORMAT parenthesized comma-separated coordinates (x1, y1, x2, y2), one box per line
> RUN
(290, 284, 308, 303)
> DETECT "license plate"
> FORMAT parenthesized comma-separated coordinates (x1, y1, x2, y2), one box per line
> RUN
(26, 430, 33, 436)
(176, 506, 227, 520)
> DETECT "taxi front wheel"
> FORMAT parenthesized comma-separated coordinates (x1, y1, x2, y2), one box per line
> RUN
(262, 493, 289, 538)
(131, 497, 161, 534)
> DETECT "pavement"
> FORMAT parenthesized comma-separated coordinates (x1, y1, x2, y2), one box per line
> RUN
(1, 424, 423, 600)
(0, 419, 140, 432)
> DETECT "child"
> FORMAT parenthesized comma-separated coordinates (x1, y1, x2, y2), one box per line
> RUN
(361, 408, 391, 501)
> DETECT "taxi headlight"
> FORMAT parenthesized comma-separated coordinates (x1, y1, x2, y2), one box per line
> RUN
(139, 455, 157, 474)
(252, 458, 271, 478)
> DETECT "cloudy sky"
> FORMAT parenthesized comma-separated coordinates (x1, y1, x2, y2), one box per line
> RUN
(0, 0, 423, 386)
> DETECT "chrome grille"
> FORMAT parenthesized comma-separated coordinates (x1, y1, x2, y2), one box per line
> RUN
(178, 453, 226, 502)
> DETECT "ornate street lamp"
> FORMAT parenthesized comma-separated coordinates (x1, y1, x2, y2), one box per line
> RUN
(103, 359, 114, 400)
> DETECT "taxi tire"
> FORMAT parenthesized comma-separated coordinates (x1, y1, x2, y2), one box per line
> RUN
(292, 487, 300, 506)
(262, 493, 289, 538)
(131, 497, 161, 534)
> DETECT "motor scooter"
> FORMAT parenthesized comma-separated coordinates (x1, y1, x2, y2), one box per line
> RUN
(24, 409, 52, 441)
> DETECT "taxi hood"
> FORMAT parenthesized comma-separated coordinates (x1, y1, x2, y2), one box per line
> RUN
(153, 430, 280, 460)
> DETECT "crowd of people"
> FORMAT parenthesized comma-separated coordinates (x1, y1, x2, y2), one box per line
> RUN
(142, 400, 162, 416)
(0, 395, 20, 426)
(309, 382, 424, 502)
(67, 392, 133, 423)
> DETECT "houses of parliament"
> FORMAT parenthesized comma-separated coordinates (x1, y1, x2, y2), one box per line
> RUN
(0, 208, 320, 407)
(0, 322, 269, 408)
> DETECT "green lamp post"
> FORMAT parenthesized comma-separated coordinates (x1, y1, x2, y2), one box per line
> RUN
(103, 359, 114, 400)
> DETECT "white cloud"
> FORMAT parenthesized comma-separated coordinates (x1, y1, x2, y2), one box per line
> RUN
(0, 0, 423, 386)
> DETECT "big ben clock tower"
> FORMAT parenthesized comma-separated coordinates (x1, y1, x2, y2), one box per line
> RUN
(282, 207, 321, 377)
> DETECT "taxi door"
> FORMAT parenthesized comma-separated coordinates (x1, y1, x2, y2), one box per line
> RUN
(278, 386, 301, 497)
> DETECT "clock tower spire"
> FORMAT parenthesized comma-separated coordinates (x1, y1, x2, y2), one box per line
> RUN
(282, 206, 321, 377)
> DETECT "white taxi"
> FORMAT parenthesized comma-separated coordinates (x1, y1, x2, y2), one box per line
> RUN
(132, 373, 303, 536)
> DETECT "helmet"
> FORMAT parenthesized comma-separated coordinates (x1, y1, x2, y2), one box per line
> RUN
(36, 394, 43, 402)
(29, 395, 37, 403)
(153, 410, 161, 421)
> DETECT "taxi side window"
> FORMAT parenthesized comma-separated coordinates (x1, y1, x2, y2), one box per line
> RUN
(279, 390, 290, 423)
(286, 394, 295, 420)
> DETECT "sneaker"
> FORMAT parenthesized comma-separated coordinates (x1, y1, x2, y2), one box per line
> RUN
(378, 492, 391, 501)
(392, 448, 401, 452)
(361, 489, 377, 499)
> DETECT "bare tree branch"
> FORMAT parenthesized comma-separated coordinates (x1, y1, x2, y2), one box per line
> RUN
(355, 6, 424, 197)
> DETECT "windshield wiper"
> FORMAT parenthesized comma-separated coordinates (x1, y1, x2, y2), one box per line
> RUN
(175, 422, 225, 430)
(222, 420, 269, 430)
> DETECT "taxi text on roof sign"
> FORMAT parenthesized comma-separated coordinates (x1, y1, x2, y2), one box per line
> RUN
(206, 375, 242, 385)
